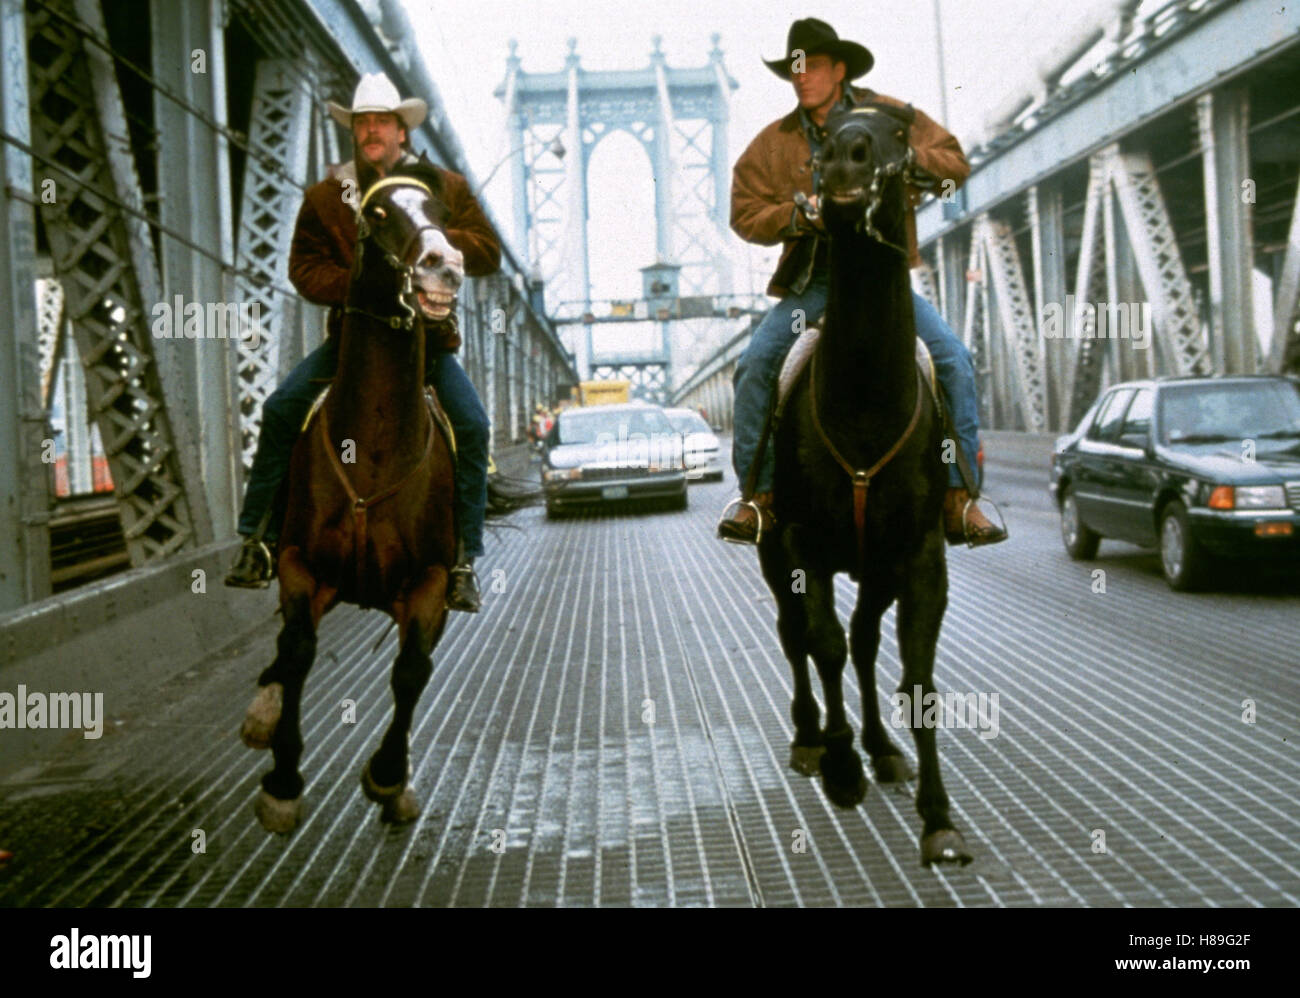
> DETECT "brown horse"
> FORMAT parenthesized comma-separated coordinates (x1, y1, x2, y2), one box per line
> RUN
(239, 164, 462, 833)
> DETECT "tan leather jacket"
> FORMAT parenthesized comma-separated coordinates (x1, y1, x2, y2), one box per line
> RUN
(731, 86, 969, 296)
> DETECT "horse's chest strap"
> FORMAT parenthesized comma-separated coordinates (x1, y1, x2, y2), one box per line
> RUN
(318, 401, 437, 595)
(810, 356, 924, 571)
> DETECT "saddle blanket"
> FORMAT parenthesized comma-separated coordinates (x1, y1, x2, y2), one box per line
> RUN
(776, 324, 939, 418)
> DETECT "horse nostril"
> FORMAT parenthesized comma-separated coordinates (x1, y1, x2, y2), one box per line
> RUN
(851, 141, 867, 163)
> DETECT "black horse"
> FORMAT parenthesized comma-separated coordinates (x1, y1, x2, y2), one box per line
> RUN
(759, 103, 971, 866)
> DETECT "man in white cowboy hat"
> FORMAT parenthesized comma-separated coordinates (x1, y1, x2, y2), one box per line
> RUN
(718, 18, 1006, 548)
(225, 72, 502, 612)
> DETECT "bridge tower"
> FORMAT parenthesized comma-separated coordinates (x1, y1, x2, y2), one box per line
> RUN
(498, 35, 737, 401)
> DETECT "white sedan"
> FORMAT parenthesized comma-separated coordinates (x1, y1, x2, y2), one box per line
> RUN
(663, 408, 725, 482)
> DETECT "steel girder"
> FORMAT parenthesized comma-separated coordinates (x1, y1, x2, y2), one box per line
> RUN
(1270, 166, 1300, 375)
(985, 217, 1048, 432)
(1028, 183, 1069, 428)
(233, 60, 313, 474)
(36, 275, 63, 408)
(1107, 146, 1211, 378)
(26, 0, 206, 563)
(962, 236, 993, 428)
(915, 0, 1300, 248)
(1196, 90, 1257, 374)
(1064, 155, 1111, 426)
(1060, 146, 1210, 427)
(592, 363, 669, 404)
(0, 0, 51, 606)
(912, 262, 939, 309)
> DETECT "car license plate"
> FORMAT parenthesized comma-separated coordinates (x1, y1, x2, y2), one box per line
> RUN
(601, 485, 628, 499)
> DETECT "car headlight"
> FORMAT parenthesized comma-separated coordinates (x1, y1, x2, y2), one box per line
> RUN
(543, 468, 581, 483)
(1235, 485, 1286, 509)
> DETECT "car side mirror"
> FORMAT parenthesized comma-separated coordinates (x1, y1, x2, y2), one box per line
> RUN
(1119, 431, 1150, 453)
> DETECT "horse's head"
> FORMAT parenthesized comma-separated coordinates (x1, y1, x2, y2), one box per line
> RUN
(816, 102, 915, 249)
(355, 164, 462, 323)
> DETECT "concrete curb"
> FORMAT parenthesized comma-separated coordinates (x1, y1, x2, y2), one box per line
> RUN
(983, 429, 1058, 472)
(0, 539, 276, 769)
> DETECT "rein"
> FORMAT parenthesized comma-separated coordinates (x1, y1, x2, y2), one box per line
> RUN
(808, 350, 924, 576)
(318, 391, 437, 601)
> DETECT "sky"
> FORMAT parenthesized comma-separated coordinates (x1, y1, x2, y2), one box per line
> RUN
(399, 0, 1162, 365)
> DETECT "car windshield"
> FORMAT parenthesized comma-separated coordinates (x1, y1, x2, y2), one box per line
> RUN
(665, 411, 711, 435)
(1159, 381, 1300, 447)
(556, 407, 674, 446)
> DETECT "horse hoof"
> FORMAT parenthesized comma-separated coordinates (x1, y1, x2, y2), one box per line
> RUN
(920, 828, 972, 867)
(789, 744, 826, 776)
(241, 682, 283, 749)
(380, 788, 421, 825)
(871, 754, 914, 783)
(253, 790, 302, 835)
(360, 763, 420, 824)
(819, 752, 868, 808)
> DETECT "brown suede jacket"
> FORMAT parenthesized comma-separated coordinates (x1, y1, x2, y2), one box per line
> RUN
(731, 86, 969, 296)
(288, 152, 502, 350)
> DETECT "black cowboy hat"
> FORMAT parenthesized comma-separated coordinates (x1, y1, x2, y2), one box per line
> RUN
(764, 18, 874, 81)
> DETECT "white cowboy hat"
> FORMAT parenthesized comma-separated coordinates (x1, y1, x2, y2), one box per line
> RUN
(327, 72, 427, 130)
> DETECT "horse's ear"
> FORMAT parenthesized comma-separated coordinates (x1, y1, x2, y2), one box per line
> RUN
(392, 161, 445, 202)
(870, 101, 915, 128)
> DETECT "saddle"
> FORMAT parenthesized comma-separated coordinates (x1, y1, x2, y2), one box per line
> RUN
(775, 323, 939, 421)
(296, 381, 458, 607)
(301, 380, 457, 460)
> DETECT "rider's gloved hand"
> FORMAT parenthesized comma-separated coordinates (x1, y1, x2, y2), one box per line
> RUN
(793, 191, 826, 234)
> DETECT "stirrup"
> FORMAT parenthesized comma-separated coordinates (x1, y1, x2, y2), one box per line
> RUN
(717, 496, 768, 545)
(450, 563, 479, 585)
(962, 494, 1008, 547)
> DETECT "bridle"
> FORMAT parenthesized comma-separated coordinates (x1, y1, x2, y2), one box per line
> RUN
(815, 106, 914, 258)
(347, 175, 445, 331)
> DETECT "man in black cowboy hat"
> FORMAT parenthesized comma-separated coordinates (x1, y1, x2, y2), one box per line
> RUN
(719, 18, 1006, 548)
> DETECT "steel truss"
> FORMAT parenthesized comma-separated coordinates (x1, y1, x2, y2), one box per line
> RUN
(26, 0, 202, 563)
(911, 262, 939, 310)
(233, 60, 313, 473)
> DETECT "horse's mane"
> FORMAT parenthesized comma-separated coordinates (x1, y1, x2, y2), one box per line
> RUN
(389, 159, 446, 201)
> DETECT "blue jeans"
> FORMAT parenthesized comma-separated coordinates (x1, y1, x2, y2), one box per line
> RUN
(732, 280, 981, 493)
(238, 338, 489, 558)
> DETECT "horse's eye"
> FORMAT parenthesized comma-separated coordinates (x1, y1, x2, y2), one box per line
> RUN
(371, 206, 387, 220)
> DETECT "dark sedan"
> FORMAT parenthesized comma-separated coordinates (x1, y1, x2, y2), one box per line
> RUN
(542, 403, 688, 517)
(1049, 375, 1300, 590)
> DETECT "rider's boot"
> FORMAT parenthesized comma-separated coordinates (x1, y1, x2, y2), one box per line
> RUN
(447, 539, 481, 613)
(224, 535, 275, 588)
(943, 488, 1008, 547)
(717, 491, 775, 545)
